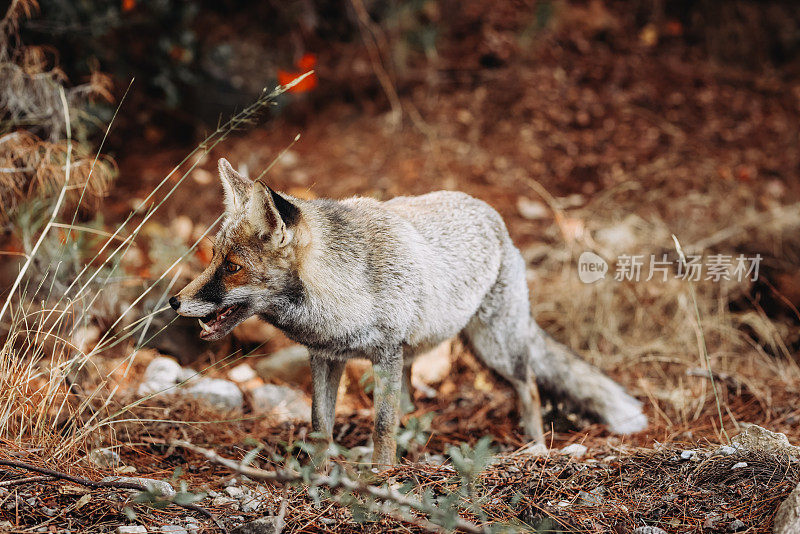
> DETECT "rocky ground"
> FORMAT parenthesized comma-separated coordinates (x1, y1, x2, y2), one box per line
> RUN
(3, 1, 800, 532)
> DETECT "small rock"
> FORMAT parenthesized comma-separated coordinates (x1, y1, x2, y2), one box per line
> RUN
(240, 496, 265, 513)
(680, 450, 698, 461)
(138, 356, 182, 396)
(211, 495, 238, 508)
(41, 506, 58, 516)
(231, 517, 285, 534)
(731, 462, 748, 469)
(85, 448, 121, 468)
(775, 481, 800, 534)
(728, 519, 746, 532)
(254, 345, 311, 385)
(277, 150, 298, 167)
(705, 514, 721, 529)
(178, 367, 201, 384)
(232, 316, 278, 345)
(251, 384, 311, 422)
(411, 340, 452, 388)
(632, 527, 668, 534)
(117, 527, 147, 534)
(577, 487, 604, 506)
(192, 168, 213, 185)
(227, 363, 257, 383)
(716, 445, 737, 456)
(184, 378, 243, 410)
(561, 443, 588, 457)
(100, 477, 175, 497)
(556, 500, 571, 507)
(225, 486, 245, 499)
(170, 216, 194, 243)
(518, 443, 548, 456)
(731, 424, 800, 458)
(116, 465, 137, 474)
(73, 325, 101, 354)
(517, 197, 550, 220)
(161, 526, 188, 534)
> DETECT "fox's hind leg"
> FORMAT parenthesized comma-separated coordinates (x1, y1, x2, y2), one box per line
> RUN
(465, 240, 647, 437)
(463, 302, 546, 445)
(462, 247, 547, 444)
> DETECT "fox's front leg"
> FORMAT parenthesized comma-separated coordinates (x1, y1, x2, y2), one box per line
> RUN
(371, 351, 403, 468)
(310, 353, 345, 438)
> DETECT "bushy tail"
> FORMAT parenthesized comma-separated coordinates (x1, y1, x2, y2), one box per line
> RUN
(527, 324, 647, 435)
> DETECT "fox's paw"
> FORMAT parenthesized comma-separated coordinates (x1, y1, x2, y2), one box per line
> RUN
(599, 395, 648, 435)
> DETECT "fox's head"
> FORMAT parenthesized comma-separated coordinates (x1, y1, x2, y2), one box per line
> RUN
(169, 158, 306, 340)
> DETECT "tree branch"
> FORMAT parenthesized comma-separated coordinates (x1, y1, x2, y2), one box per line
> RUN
(0, 458, 227, 534)
(171, 440, 487, 534)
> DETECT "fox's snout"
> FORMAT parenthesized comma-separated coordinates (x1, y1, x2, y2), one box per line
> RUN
(169, 296, 180, 311)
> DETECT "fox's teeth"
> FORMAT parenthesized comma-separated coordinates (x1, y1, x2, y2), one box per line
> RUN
(198, 320, 212, 333)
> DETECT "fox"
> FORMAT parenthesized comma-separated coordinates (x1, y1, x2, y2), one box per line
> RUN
(169, 158, 647, 466)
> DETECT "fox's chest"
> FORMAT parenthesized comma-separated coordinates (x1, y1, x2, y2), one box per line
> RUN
(258, 312, 383, 360)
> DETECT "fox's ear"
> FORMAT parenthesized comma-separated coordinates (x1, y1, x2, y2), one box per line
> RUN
(218, 158, 251, 213)
(249, 181, 300, 247)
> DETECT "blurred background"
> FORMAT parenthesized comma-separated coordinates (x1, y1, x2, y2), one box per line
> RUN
(2, 0, 800, 449)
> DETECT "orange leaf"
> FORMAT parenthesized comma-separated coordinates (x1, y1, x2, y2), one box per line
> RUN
(277, 70, 318, 93)
(297, 53, 317, 70)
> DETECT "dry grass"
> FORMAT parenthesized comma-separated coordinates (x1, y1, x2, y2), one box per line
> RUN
(527, 176, 800, 442)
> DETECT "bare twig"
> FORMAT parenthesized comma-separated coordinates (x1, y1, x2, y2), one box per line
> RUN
(172, 440, 488, 534)
(349, 0, 403, 129)
(0, 458, 227, 533)
(0, 475, 53, 487)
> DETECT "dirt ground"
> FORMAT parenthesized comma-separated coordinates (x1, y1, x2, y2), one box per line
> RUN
(3, 1, 800, 532)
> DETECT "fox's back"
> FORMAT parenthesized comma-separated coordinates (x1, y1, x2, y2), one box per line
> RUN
(345, 191, 513, 349)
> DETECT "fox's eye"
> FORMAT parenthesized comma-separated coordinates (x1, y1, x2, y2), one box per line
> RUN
(224, 260, 241, 273)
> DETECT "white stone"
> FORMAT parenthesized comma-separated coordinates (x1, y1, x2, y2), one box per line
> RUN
(732, 462, 748, 469)
(731, 424, 800, 457)
(85, 448, 121, 468)
(184, 378, 243, 410)
(240, 496, 265, 513)
(225, 486, 245, 499)
(161, 526, 188, 534)
(232, 316, 278, 344)
(595, 215, 641, 254)
(73, 325, 101, 354)
(775, 481, 800, 534)
(138, 357, 182, 396)
(101, 477, 175, 497)
(517, 443, 548, 456)
(255, 345, 310, 384)
(251, 384, 311, 422)
(117, 527, 147, 534)
(411, 340, 452, 387)
(516, 197, 549, 220)
(561, 443, 588, 457)
(212, 495, 238, 508)
(170, 216, 194, 243)
(227, 363, 257, 383)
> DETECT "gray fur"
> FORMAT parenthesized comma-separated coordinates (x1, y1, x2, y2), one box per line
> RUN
(173, 159, 647, 466)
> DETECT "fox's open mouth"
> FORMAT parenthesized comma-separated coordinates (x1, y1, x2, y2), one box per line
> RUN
(198, 303, 244, 339)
